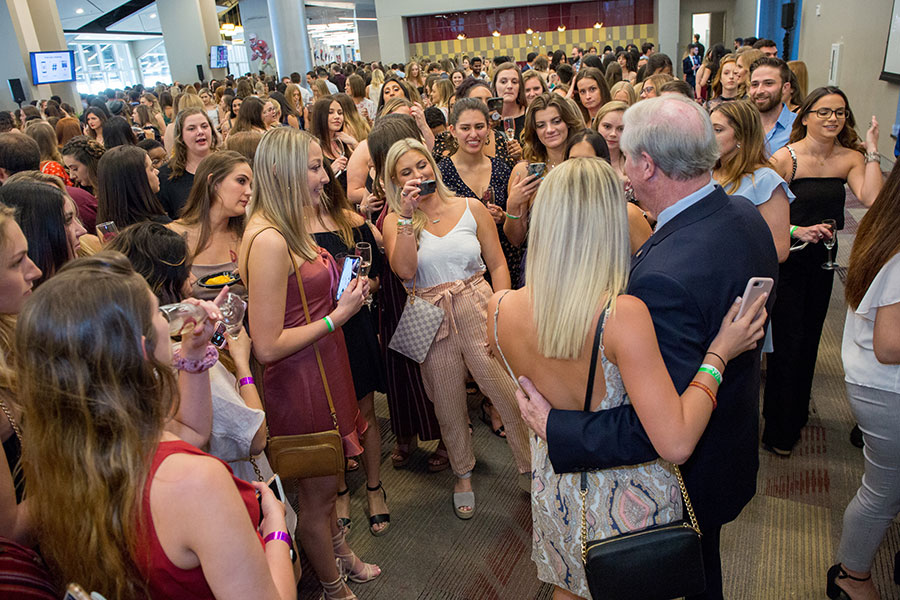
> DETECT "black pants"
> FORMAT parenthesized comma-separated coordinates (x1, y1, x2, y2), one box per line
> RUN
(687, 523, 723, 600)
(762, 242, 836, 450)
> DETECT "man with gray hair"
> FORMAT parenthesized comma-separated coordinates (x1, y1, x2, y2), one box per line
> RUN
(516, 96, 779, 599)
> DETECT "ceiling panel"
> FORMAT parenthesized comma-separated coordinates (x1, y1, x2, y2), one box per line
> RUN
(56, 0, 134, 29)
(107, 1, 161, 33)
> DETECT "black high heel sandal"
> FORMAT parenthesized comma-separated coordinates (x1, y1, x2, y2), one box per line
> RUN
(480, 399, 505, 438)
(337, 486, 351, 532)
(366, 482, 390, 537)
(826, 563, 871, 599)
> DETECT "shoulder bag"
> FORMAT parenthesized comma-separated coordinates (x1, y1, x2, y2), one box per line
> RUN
(580, 309, 706, 600)
(388, 277, 444, 364)
(245, 227, 344, 480)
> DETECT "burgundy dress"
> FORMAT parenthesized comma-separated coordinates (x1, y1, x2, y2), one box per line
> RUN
(138, 440, 262, 599)
(262, 249, 366, 456)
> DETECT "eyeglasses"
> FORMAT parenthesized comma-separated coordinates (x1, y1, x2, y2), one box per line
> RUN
(810, 107, 848, 119)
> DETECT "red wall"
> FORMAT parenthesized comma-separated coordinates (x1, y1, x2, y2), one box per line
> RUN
(406, 0, 654, 44)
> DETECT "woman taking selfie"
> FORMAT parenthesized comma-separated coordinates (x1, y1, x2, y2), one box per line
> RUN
(16, 252, 295, 600)
(383, 138, 531, 520)
(240, 128, 378, 599)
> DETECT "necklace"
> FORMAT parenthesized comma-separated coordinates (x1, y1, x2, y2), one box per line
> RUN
(432, 218, 441, 224)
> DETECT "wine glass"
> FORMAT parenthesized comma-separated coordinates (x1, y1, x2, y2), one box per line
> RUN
(96, 221, 119, 244)
(218, 292, 247, 338)
(355, 242, 373, 307)
(503, 117, 516, 142)
(821, 219, 837, 270)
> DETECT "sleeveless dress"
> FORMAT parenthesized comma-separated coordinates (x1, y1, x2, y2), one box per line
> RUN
(313, 225, 386, 400)
(259, 247, 366, 457)
(138, 440, 262, 599)
(494, 297, 681, 598)
(191, 259, 245, 301)
(437, 156, 525, 288)
(763, 168, 847, 451)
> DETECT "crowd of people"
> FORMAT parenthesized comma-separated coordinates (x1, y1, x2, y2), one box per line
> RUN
(0, 33, 896, 600)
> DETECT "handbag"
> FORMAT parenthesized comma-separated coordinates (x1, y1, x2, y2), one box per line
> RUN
(579, 309, 706, 600)
(245, 227, 345, 480)
(388, 277, 444, 363)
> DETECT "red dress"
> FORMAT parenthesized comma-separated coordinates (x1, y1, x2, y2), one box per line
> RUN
(138, 440, 262, 599)
(262, 248, 366, 456)
(39, 160, 72, 186)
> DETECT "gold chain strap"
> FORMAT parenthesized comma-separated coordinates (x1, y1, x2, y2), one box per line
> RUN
(249, 455, 264, 482)
(0, 398, 22, 442)
(580, 464, 700, 562)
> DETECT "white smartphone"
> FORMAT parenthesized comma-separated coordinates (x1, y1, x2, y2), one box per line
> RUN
(735, 277, 774, 321)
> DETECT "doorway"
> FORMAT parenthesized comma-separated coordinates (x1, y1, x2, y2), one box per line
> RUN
(691, 11, 726, 50)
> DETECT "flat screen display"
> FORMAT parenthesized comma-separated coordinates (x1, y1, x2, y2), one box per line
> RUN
(210, 45, 228, 69)
(30, 51, 76, 85)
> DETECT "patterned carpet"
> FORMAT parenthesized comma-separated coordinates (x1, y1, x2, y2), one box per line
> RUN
(292, 191, 899, 599)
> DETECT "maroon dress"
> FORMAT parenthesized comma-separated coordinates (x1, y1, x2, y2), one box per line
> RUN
(262, 248, 366, 456)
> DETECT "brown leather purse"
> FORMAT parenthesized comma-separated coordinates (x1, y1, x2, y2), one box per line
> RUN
(246, 227, 344, 480)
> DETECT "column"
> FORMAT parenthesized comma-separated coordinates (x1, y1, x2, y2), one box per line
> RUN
(356, 4, 381, 64)
(157, 0, 225, 83)
(656, 0, 680, 63)
(3, 0, 80, 108)
(266, 0, 313, 77)
(237, 0, 278, 76)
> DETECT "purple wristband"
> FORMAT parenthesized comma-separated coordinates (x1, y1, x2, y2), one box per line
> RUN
(264, 531, 291, 546)
(239, 376, 255, 387)
(172, 344, 218, 373)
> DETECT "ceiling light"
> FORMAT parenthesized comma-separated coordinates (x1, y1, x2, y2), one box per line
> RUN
(75, 7, 84, 14)
(492, 30, 500, 37)
(221, 23, 236, 30)
(525, 28, 533, 35)
(594, 22, 602, 28)
(457, 34, 466, 40)
(149, 13, 157, 18)
(557, 25, 566, 32)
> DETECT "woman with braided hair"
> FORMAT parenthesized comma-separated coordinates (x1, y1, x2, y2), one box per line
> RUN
(62, 135, 105, 193)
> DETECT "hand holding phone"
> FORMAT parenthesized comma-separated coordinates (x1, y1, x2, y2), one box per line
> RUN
(335, 256, 361, 301)
(735, 277, 773, 321)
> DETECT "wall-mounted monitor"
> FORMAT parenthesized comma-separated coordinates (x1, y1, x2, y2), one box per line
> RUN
(210, 45, 228, 69)
(30, 51, 76, 85)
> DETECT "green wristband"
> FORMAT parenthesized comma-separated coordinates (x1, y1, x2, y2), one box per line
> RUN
(698, 364, 723, 385)
(323, 315, 335, 332)
(790, 225, 798, 238)
(505, 212, 523, 220)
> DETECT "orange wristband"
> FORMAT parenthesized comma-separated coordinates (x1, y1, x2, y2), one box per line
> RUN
(689, 380, 717, 410)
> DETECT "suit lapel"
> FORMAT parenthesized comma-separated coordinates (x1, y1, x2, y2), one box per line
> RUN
(630, 188, 730, 272)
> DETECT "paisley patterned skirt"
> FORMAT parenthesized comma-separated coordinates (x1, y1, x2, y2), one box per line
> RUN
(530, 434, 682, 597)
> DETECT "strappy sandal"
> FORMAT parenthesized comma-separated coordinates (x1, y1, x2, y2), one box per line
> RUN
(366, 481, 390, 537)
(345, 456, 360, 472)
(332, 531, 382, 583)
(428, 444, 450, 472)
(480, 398, 506, 438)
(336, 486, 351, 533)
(390, 439, 416, 469)
(453, 490, 475, 520)
(826, 563, 871, 599)
(320, 576, 357, 600)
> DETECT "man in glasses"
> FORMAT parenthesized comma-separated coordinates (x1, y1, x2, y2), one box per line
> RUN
(749, 57, 797, 155)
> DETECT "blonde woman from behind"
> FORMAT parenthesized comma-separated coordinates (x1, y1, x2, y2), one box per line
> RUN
(489, 157, 768, 600)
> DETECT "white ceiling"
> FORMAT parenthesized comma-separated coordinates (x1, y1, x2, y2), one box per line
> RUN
(107, 3, 161, 33)
(56, 0, 131, 30)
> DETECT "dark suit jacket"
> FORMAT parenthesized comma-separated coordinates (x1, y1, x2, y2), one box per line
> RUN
(546, 186, 778, 529)
(682, 55, 699, 87)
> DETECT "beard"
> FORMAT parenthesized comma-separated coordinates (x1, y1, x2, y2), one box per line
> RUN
(752, 92, 781, 113)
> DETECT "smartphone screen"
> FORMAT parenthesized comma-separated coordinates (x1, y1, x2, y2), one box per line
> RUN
(209, 321, 227, 347)
(335, 256, 361, 301)
(267, 473, 286, 504)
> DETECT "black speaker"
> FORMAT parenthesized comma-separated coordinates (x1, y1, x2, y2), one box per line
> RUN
(196, 64, 205, 81)
(781, 2, 796, 29)
(7, 79, 25, 105)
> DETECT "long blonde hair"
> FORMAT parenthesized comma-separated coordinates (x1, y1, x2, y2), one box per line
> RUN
(247, 128, 320, 261)
(16, 252, 178, 599)
(711, 100, 768, 193)
(384, 138, 453, 242)
(526, 158, 629, 359)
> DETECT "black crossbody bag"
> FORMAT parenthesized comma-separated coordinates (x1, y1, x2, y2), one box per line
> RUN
(580, 310, 707, 600)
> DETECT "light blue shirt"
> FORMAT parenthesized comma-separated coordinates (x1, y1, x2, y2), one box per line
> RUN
(653, 179, 717, 231)
(764, 104, 797, 157)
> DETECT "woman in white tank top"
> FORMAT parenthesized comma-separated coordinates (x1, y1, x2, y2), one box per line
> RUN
(382, 138, 532, 520)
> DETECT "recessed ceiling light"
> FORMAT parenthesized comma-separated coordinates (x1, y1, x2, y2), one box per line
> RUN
(75, 7, 84, 14)
(149, 13, 156, 18)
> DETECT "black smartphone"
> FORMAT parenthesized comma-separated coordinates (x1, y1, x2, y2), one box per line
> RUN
(210, 321, 227, 347)
(527, 162, 546, 178)
(418, 179, 437, 195)
(487, 97, 503, 112)
(335, 256, 361, 301)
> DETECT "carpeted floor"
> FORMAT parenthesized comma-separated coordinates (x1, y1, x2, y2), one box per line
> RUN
(293, 193, 899, 599)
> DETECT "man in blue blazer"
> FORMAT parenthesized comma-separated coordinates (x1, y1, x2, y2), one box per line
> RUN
(516, 96, 779, 599)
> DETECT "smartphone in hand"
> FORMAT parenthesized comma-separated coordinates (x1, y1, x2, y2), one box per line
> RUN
(335, 256, 361, 300)
(735, 277, 773, 321)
